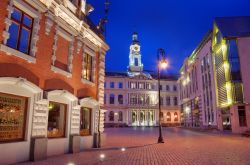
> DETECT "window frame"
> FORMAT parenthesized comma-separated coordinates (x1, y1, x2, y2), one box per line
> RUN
(80, 107, 92, 136)
(0, 92, 28, 143)
(7, 6, 34, 55)
(83, 53, 93, 81)
(47, 101, 67, 139)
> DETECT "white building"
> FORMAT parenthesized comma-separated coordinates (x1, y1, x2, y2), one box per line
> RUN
(104, 33, 180, 127)
(178, 31, 217, 128)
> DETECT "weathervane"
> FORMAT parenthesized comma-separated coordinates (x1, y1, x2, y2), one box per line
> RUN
(97, 0, 110, 36)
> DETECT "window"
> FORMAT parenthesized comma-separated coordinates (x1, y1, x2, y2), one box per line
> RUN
(160, 85, 162, 90)
(139, 83, 144, 89)
(104, 82, 106, 88)
(130, 95, 137, 105)
(104, 94, 106, 104)
(110, 82, 115, 88)
(135, 58, 139, 66)
(0, 93, 27, 142)
(83, 54, 93, 81)
(174, 112, 178, 121)
(138, 95, 144, 105)
(167, 112, 171, 121)
(160, 112, 163, 120)
(7, 7, 33, 54)
(174, 97, 178, 106)
(48, 102, 67, 138)
(109, 94, 115, 104)
(173, 85, 177, 91)
(166, 96, 171, 106)
(131, 82, 136, 89)
(166, 85, 170, 91)
(118, 95, 123, 104)
(118, 111, 123, 121)
(160, 97, 163, 105)
(146, 83, 151, 89)
(118, 82, 123, 89)
(103, 112, 106, 121)
(228, 40, 242, 82)
(238, 106, 247, 127)
(80, 107, 91, 136)
(109, 111, 114, 121)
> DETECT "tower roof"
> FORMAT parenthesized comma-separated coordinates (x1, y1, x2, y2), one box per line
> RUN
(132, 32, 139, 44)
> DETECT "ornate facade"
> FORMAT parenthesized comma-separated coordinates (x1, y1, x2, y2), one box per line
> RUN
(104, 33, 180, 127)
(0, 0, 109, 164)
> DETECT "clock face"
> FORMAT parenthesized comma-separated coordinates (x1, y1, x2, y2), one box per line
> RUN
(133, 46, 139, 51)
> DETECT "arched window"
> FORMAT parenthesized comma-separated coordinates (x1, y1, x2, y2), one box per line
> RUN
(110, 94, 115, 104)
(160, 112, 164, 120)
(167, 112, 171, 121)
(118, 111, 123, 121)
(174, 112, 178, 121)
(109, 111, 114, 121)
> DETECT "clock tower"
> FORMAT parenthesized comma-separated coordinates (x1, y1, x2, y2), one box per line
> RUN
(128, 32, 143, 72)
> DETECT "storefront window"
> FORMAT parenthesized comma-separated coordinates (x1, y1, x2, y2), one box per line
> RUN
(0, 93, 27, 142)
(80, 107, 91, 136)
(174, 112, 178, 121)
(47, 102, 67, 138)
(167, 112, 171, 121)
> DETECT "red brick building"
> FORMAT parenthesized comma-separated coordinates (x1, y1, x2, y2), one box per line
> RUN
(0, 0, 109, 164)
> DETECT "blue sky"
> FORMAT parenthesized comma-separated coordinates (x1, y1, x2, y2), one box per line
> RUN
(88, 0, 250, 74)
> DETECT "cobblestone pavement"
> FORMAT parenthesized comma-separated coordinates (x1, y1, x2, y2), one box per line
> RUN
(19, 127, 250, 165)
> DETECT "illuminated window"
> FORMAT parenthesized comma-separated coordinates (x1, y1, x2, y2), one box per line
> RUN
(174, 112, 178, 121)
(0, 93, 27, 142)
(7, 7, 33, 54)
(160, 112, 163, 120)
(83, 54, 93, 81)
(80, 107, 91, 136)
(48, 102, 67, 138)
(131, 82, 136, 89)
(167, 112, 171, 121)
(139, 83, 144, 89)
(130, 95, 137, 105)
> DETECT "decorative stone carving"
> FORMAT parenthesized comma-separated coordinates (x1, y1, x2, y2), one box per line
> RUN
(45, 12, 54, 35)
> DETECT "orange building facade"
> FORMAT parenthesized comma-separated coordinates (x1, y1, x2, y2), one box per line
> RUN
(0, 0, 109, 164)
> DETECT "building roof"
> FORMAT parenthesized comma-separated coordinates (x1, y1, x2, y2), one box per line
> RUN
(105, 71, 179, 81)
(215, 16, 250, 38)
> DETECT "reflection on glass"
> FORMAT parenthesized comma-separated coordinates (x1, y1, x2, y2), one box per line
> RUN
(47, 102, 66, 138)
(80, 107, 91, 136)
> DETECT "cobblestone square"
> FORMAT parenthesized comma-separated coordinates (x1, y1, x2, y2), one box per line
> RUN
(19, 127, 250, 165)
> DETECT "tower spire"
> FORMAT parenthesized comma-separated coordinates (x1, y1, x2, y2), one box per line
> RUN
(128, 32, 143, 72)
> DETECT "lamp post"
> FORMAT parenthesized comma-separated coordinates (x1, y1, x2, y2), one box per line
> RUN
(157, 48, 168, 143)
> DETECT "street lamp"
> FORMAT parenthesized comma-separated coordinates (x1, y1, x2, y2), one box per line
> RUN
(157, 48, 168, 143)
